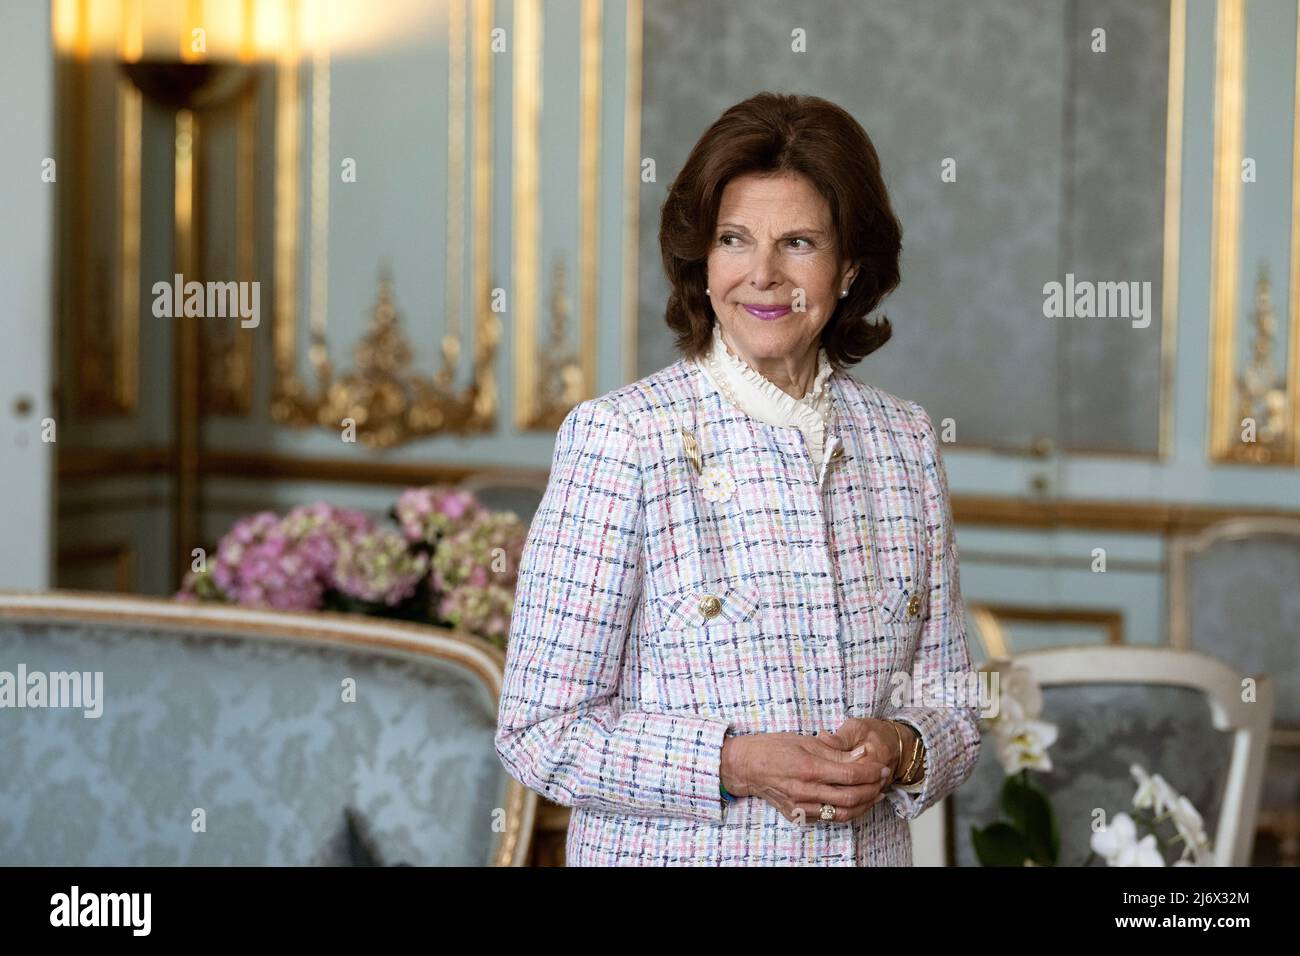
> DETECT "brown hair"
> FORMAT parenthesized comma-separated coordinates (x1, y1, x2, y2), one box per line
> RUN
(659, 92, 902, 367)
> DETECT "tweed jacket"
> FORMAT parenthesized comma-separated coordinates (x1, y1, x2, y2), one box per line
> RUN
(495, 357, 982, 865)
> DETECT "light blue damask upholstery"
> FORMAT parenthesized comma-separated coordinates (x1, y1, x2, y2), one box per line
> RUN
(0, 618, 508, 865)
(951, 684, 1233, 866)
(1185, 534, 1300, 728)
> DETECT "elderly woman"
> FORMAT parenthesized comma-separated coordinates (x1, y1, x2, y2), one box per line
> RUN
(495, 91, 981, 866)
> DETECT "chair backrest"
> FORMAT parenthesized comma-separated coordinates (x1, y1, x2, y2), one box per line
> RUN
(912, 645, 1274, 866)
(1169, 517, 1300, 737)
(0, 589, 536, 866)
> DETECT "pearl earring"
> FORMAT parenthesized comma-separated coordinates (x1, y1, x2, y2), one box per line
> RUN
(839, 289, 848, 298)
(705, 287, 711, 295)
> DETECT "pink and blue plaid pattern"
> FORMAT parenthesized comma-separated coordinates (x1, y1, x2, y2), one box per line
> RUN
(495, 358, 981, 865)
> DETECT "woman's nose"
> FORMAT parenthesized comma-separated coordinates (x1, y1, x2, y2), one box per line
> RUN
(746, 245, 784, 290)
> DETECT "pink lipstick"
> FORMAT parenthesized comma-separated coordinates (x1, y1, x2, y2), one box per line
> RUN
(743, 304, 792, 320)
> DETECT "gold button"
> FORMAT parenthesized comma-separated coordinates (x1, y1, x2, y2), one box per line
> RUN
(907, 593, 922, 618)
(699, 594, 722, 619)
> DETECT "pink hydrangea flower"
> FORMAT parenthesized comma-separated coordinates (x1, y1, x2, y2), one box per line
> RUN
(394, 485, 485, 544)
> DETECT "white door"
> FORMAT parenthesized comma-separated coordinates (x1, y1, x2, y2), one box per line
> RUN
(0, 0, 54, 589)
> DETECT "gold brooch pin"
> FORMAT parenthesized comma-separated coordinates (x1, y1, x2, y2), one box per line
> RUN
(680, 428, 702, 474)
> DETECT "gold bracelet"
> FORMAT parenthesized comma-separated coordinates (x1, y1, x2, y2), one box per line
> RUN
(888, 720, 905, 780)
(902, 734, 924, 784)
(897, 723, 923, 783)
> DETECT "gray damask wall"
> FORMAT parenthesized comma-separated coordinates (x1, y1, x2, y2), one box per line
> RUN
(636, 0, 1169, 454)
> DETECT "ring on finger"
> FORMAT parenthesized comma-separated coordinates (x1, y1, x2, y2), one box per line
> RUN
(819, 803, 836, 822)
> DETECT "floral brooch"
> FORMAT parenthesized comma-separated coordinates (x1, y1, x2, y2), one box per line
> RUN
(700, 464, 735, 503)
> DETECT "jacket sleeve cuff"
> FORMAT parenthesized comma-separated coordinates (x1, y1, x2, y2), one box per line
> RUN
(882, 707, 979, 820)
(499, 710, 735, 824)
(616, 712, 732, 823)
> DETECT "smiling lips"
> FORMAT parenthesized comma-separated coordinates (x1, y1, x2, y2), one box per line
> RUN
(742, 304, 792, 320)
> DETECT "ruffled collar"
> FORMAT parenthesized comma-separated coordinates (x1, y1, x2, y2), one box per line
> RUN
(708, 321, 833, 419)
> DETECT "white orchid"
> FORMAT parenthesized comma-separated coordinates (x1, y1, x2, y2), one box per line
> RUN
(1170, 795, 1213, 864)
(980, 659, 1043, 723)
(1001, 665, 1044, 720)
(1096, 764, 1216, 866)
(1124, 835, 1166, 867)
(1091, 812, 1166, 867)
(993, 717, 1059, 773)
(1130, 764, 1179, 816)
(980, 659, 1058, 774)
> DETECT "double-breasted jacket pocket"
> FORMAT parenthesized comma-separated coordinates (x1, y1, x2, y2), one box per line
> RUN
(871, 583, 928, 629)
(864, 582, 930, 711)
(655, 582, 761, 630)
(641, 581, 780, 724)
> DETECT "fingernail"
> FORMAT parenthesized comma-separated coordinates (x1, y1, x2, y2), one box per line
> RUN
(880, 767, 891, 781)
(850, 745, 866, 758)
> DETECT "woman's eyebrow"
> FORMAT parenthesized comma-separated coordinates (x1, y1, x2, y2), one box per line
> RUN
(716, 222, 828, 238)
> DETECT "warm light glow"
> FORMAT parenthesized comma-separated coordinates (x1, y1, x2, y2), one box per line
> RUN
(51, 0, 83, 56)
(120, 0, 142, 61)
(251, 0, 290, 55)
(302, 0, 445, 55)
(53, 0, 446, 60)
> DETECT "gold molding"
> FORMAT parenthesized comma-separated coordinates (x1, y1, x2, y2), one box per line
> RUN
(65, 35, 142, 418)
(52, 446, 1300, 533)
(58, 446, 545, 487)
(514, 0, 603, 431)
(174, 107, 202, 587)
(116, 73, 141, 416)
(1291, 0, 1300, 464)
(580, 0, 602, 402)
(968, 603, 1125, 659)
(513, 0, 541, 428)
(272, 1, 499, 445)
(950, 495, 1300, 534)
(273, 0, 301, 384)
(1207, 0, 1300, 465)
(623, 0, 643, 384)
(1159, 0, 1186, 459)
(278, 270, 500, 447)
(308, 38, 330, 371)
(446, 0, 467, 369)
(1206, 0, 1245, 458)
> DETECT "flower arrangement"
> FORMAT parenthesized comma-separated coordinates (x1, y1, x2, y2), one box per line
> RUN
(1088, 765, 1215, 866)
(970, 659, 1062, 866)
(176, 486, 526, 647)
(969, 659, 1217, 867)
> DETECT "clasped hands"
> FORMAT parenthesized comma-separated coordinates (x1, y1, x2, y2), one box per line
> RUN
(719, 717, 915, 824)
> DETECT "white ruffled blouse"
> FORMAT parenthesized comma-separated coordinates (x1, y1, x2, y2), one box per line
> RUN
(695, 322, 834, 465)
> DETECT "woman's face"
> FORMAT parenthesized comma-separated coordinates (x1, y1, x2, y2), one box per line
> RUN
(705, 171, 857, 379)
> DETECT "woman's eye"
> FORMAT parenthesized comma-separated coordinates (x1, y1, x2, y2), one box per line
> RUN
(788, 237, 811, 249)
(718, 233, 739, 246)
